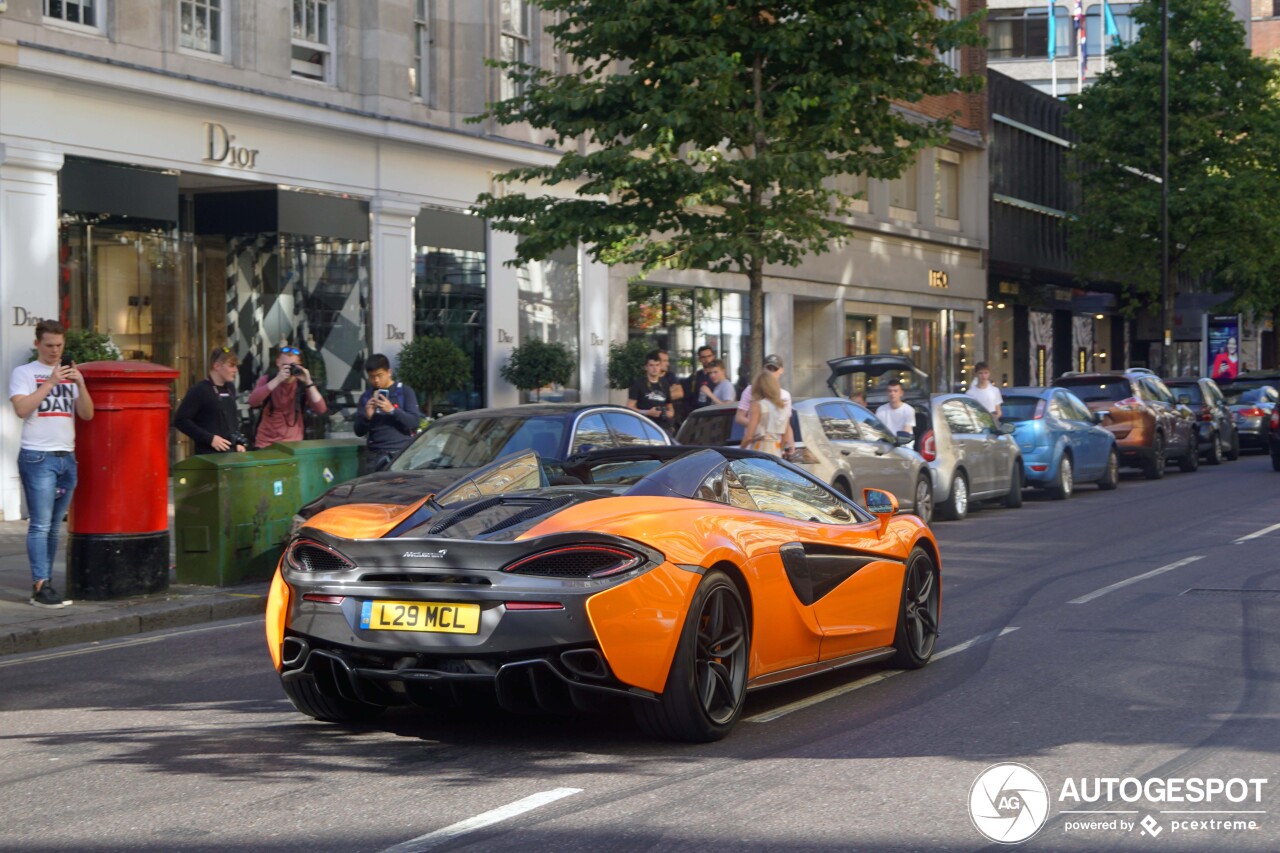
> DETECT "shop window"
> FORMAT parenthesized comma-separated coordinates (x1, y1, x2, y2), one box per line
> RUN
(628, 285, 750, 391)
(292, 0, 333, 83)
(180, 0, 223, 56)
(44, 0, 100, 29)
(411, 0, 431, 101)
(517, 246, 579, 403)
(935, 152, 960, 226)
(499, 0, 530, 101)
(888, 158, 919, 222)
(414, 244, 486, 413)
(988, 6, 1073, 59)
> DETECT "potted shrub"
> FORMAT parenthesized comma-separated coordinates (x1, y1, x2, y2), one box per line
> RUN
(396, 335, 472, 417)
(606, 338, 653, 390)
(500, 338, 576, 402)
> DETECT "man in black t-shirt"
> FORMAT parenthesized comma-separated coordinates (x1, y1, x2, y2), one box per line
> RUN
(174, 347, 248, 454)
(626, 350, 674, 432)
(686, 344, 717, 415)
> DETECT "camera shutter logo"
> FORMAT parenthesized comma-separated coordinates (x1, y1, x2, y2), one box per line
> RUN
(969, 763, 1050, 844)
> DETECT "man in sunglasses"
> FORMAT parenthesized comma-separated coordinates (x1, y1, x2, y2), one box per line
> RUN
(175, 347, 248, 454)
(247, 345, 327, 449)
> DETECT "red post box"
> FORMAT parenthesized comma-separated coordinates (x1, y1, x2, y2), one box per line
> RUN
(68, 361, 180, 599)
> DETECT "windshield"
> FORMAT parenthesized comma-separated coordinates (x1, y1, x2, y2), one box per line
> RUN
(1169, 384, 1204, 404)
(1001, 396, 1043, 422)
(390, 415, 567, 472)
(1222, 387, 1270, 406)
(1054, 379, 1132, 403)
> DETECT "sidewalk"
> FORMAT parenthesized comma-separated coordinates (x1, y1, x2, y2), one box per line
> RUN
(0, 514, 269, 656)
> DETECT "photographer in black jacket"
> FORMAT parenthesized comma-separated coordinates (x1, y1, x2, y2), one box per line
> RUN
(175, 347, 248, 455)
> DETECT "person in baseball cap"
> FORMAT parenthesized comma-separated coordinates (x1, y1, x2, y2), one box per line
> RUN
(736, 353, 791, 431)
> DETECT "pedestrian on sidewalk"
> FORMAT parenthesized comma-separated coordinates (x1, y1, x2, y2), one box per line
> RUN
(696, 360, 736, 407)
(966, 361, 1004, 420)
(875, 379, 917, 439)
(740, 367, 794, 458)
(736, 354, 792, 429)
(248, 344, 327, 448)
(175, 347, 248, 455)
(9, 319, 95, 608)
(354, 353, 422, 471)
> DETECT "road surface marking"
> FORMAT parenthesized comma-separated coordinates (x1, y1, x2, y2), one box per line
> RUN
(1068, 556, 1205, 605)
(0, 617, 258, 669)
(745, 627, 1019, 724)
(1234, 522, 1280, 544)
(379, 788, 583, 853)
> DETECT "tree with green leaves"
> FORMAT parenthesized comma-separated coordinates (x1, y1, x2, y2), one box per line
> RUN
(395, 335, 472, 417)
(1067, 0, 1280, 333)
(499, 338, 577, 401)
(473, 1, 984, 371)
(607, 338, 653, 390)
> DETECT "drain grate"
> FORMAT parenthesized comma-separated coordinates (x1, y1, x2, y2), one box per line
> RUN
(1180, 588, 1280, 599)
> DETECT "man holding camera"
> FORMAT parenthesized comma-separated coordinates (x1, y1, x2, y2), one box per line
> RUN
(9, 319, 94, 608)
(247, 345, 327, 448)
(354, 353, 422, 471)
(175, 346, 248, 455)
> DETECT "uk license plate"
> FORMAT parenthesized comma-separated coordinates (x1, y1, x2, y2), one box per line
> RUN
(359, 600, 481, 634)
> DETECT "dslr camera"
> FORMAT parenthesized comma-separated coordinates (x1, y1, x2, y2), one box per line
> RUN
(287, 364, 305, 377)
(230, 432, 250, 448)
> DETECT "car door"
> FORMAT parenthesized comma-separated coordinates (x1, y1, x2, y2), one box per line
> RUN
(938, 398, 980, 489)
(815, 401, 879, 494)
(1056, 390, 1107, 478)
(1144, 378, 1194, 455)
(959, 398, 1006, 494)
(849, 402, 912, 501)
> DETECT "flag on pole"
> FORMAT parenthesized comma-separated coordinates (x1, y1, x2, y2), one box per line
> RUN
(1074, 0, 1086, 85)
(1047, 2, 1057, 59)
(1102, 0, 1121, 47)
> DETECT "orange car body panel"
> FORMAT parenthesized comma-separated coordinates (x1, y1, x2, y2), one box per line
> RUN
(306, 498, 429, 541)
(265, 567, 290, 671)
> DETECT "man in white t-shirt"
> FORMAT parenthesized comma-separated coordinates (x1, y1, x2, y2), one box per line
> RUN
(966, 361, 1003, 420)
(9, 319, 95, 608)
(875, 379, 917, 438)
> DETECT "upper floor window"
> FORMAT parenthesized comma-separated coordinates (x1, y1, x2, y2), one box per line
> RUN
(292, 0, 334, 83)
(44, 0, 100, 30)
(499, 0, 530, 101)
(411, 0, 431, 101)
(988, 6, 1071, 59)
(935, 150, 960, 225)
(935, 2, 959, 72)
(888, 157, 919, 221)
(180, 0, 223, 56)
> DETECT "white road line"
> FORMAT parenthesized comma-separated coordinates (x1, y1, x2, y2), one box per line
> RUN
(745, 627, 1019, 724)
(1068, 556, 1205, 605)
(0, 617, 259, 669)
(379, 788, 583, 853)
(1233, 522, 1280, 544)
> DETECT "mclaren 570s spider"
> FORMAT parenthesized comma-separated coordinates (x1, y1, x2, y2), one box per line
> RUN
(266, 446, 942, 741)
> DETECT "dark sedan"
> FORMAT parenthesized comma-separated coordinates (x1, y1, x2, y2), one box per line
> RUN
(1164, 376, 1240, 464)
(1219, 384, 1278, 452)
(293, 404, 672, 525)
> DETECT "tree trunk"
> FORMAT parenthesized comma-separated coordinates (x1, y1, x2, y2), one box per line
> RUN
(747, 256, 765, 387)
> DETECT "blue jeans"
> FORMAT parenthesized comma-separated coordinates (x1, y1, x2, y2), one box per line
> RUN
(18, 450, 77, 587)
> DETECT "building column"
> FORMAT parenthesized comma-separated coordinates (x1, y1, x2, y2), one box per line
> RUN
(764, 290, 794, 374)
(370, 197, 418, 363)
(579, 251, 610, 404)
(0, 145, 64, 521)
(486, 227, 520, 407)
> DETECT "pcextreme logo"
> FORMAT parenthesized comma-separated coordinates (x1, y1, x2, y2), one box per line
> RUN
(968, 764, 1270, 844)
(969, 763, 1051, 843)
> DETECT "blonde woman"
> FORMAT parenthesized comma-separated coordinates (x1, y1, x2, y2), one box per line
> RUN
(739, 369, 795, 458)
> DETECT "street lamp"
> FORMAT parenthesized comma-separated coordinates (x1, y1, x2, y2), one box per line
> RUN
(1161, 0, 1171, 368)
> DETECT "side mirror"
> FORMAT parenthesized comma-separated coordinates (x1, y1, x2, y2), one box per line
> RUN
(1092, 411, 1105, 424)
(999, 422, 1017, 435)
(894, 431, 914, 446)
(863, 488, 898, 537)
(374, 453, 393, 472)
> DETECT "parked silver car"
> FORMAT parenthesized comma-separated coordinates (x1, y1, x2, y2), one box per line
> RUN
(920, 394, 1023, 521)
(675, 398, 934, 523)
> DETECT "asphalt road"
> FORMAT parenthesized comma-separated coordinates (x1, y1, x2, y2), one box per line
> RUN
(2, 453, 1278, 852)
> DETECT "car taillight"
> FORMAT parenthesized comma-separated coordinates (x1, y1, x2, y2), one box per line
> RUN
(919, 429, 936, 462)
(1199, 405, 1214, 422)
(286, 539, 355, 572)
(1033, 400, 1046, 420)
(1238, 407, 1266, 418)
(1271, 409, 1280, 430)
(503, 545, 645, 579)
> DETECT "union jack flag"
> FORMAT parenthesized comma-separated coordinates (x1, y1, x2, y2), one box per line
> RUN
(1074, 0, 1086, 85)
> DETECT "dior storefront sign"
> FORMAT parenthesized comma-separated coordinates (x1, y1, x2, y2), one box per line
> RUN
(203, 122, 259, 169)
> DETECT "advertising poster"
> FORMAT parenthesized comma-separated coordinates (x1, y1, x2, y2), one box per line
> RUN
(1204, 314, 1241, 381)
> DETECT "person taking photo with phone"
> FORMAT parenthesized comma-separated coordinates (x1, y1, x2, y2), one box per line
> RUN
(247, 344, 327, 448)
(9, 319, 94, 608)
(355, 353, 422, 471)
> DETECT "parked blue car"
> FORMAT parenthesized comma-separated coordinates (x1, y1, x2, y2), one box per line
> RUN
(1002, 387, 1120, 499)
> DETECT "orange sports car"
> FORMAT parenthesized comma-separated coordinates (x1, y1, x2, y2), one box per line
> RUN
(266, 446, 942, 742)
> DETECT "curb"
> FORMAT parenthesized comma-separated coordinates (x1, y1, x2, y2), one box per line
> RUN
(0, 593, 267, 657)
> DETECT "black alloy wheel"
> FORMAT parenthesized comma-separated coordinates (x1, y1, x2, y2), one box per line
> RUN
(1143, 433, 1167, 480)
(1097, 448, 1120, 490)
(634, 570, 750, 742)
(890, 547, 940, 669)
(1205, 431, 1223, 466)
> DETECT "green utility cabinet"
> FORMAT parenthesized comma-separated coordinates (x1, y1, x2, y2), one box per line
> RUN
(173, 449, 300, 585)
(275, 438, 365, 506)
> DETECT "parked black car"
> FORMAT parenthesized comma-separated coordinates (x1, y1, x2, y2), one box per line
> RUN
(1164, 376, 1240, 464)
(1218, 384, 1278, 452)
